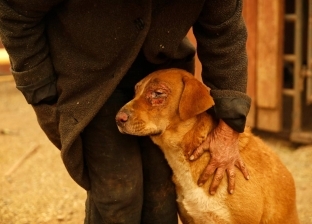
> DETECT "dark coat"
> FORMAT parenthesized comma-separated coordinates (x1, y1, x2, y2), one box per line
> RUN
(0, 0, 250, 190)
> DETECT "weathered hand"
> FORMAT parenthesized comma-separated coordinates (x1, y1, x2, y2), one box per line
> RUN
(190, 120, 249, 195)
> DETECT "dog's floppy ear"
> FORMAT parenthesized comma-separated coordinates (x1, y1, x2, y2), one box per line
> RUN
(179, 75, 214, 120)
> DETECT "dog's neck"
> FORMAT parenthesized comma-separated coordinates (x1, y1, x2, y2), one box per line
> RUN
(150, 112, 216, 191)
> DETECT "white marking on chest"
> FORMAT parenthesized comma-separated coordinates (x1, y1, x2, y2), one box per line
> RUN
(154, 136, 232, 223)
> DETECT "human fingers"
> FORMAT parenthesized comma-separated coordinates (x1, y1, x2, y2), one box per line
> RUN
(209, 167, 225, 195)
(235, 157, 250, 180)
(197, 162, 217, 187)
(189, 138, 210, 161)
(226, 167, 236, 194)
(189, 145, 204, 161)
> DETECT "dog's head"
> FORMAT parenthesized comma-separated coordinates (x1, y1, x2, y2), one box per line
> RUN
(116, 68, 214, 136)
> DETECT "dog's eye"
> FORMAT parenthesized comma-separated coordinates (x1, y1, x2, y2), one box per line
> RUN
(152, 90, 166, 98)
(147, 89, 168, 106)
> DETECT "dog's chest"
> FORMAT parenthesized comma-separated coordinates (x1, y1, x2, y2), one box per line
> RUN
(174, 176, 232, 224)
(156, 141, 232, 223)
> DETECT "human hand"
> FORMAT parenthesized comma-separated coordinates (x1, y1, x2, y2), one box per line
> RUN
(189, 120, 249, 195)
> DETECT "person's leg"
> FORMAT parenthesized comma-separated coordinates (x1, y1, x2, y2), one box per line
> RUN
(137, 55, 195, 224)
(139, 137, 179, 224)
(82, 52, 193, 223)
(82, 89, 143, 224)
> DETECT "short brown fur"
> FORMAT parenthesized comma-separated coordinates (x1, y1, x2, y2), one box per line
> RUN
(116, 69, 299, 224)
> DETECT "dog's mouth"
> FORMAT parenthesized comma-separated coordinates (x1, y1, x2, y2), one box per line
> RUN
(116, 113, 162, 136)
(149, 131, 162, 136)
(117, 124, 161, 136)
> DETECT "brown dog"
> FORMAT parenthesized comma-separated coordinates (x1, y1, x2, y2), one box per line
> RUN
(116, 69, 299, 224)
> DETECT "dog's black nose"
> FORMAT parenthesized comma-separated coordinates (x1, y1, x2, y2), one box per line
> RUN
(116, 111, 129, 124)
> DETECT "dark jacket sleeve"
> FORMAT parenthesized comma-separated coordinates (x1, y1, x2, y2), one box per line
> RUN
(193, 0, 251, 132)
(0, 0, 64, 104)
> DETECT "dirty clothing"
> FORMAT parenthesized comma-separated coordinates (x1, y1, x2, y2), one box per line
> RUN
(82, 81, 178, 223)
(82, 52, 192, 223)
(0, 0, 251, 223)
(82, 88, 177, 223)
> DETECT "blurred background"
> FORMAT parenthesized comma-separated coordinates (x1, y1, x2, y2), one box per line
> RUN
(1, 0, 312, 223)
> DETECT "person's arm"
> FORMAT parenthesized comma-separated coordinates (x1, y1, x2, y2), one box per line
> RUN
(191, 0, 250, 194)
(193, 0, 251, 131)
(0, 0, 64, 104)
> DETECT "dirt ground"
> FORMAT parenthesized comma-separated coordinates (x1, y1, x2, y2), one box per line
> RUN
(1, 79, 312, 224)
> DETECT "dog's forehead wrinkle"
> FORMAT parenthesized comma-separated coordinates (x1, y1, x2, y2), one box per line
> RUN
(135, 77, 151, 94)
(146, 77, 169, 88)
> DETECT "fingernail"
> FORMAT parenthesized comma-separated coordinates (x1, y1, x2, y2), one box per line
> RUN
(230, 190, 234, 194)
(210, 191, 215, 195)
(189, 155, 194, 161)
(198, 183, 203, 187)
(247, 175, 250, 180)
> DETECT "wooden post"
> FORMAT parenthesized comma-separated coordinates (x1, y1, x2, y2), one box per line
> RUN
(256, 0, 284, 132)
(243, 0, 258, 128)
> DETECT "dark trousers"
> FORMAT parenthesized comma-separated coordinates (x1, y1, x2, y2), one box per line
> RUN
(82, 53, 194, 224)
